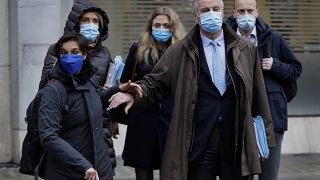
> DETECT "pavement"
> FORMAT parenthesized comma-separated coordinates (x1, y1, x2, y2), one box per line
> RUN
(0, 153, 319, 180)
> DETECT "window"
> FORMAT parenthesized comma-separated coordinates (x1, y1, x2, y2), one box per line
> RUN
(93, 0, 320, 116)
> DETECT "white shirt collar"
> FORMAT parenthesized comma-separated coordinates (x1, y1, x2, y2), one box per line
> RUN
(237, 25, 257, 39)
(237, 26, 258, 46)
(200, 30, 224, 47)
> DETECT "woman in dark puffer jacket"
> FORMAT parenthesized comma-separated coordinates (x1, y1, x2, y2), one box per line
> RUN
(38, 0, 116, 169)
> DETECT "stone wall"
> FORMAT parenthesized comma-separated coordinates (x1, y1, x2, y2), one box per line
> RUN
(0, 0, 11, 163)
(282, 117, 320, 154)
(10, 0, 73, 163)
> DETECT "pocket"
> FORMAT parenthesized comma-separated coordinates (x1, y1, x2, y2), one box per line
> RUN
(268, 92, 287, 130)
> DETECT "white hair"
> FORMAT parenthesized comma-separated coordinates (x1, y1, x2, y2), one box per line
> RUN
(192, 0, 224, 12)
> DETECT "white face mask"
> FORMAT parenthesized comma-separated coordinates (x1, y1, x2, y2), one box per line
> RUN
(236, 15, 256, 31)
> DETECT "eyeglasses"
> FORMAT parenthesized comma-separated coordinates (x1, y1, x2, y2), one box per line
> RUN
(236, 8, 256, 15)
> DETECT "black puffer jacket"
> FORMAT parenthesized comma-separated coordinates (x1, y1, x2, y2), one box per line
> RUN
(39, 0, 111, 89)
(38, 0, 116, 168)
(38, 63, 117, 179)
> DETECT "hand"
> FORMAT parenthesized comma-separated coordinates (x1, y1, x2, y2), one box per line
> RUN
(102, 84, 111, 90)
(119, 80, 143, 98)
(260, 156, 268, 161)
(110, 121, 119, 139)
(262, 57, 273, 70)
(108, 92, 134, 114)
(84, 167, 99, 180)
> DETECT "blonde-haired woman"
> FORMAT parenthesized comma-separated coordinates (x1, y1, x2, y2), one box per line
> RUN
(120, 6, 186, 180)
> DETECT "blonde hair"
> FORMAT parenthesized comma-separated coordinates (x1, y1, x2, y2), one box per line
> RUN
(137, 6, 186, 65)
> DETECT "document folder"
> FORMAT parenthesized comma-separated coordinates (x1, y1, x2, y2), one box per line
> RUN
(253, 115, 269, 158)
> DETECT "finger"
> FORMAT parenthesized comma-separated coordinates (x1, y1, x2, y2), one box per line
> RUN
(123, 80, 132, 89)
(96, 174, 100, 180)
(89, 173, 96, 180)
(136, 87, 143, 98)
(108, 92, 122, 104)
(124, 102, 133, 114)
(108, 94, 116, 102)
(84, 173, 89, 180)
(87, 173, 93, 180)
(262, 66, 269, 70)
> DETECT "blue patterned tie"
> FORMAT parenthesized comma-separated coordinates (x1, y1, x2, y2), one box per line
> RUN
(211, 41, 226, 95)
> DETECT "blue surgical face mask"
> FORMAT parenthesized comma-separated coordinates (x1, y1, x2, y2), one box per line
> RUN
(152, 28, 173, 43)
(60, 54, 84, 75)
(199, 11, 223, 33)
(80, 23, 100, 42)
(236, 15, 256, 31)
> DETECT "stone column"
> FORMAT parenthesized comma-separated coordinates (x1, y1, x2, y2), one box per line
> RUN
(0, 0, 11, 163)
(10, 0, 73, 163)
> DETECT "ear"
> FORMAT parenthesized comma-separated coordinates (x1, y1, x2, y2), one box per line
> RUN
(221, 10, 224, 19)
(83, 53, 87, 60)
(193, 12, 200, 24)
(232, 9, 237, 18)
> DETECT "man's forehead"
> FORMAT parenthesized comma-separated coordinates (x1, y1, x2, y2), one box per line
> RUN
(198, 0, 222, 8)
(234, 0, 257, 8)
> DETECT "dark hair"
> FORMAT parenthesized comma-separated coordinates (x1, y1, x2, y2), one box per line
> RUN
(55, 32, 89, 57)
(54, 32, 91, 66)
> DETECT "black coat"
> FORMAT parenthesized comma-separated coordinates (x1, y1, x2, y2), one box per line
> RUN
(38, 64, 118, 179)
(38, 0, 116, 168)
(120, 42, 172, 169)
(227, 17, 302, 133)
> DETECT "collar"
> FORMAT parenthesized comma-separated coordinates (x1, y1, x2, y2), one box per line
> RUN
(236, 25, 257, 39)
(200, 29, 224, 47)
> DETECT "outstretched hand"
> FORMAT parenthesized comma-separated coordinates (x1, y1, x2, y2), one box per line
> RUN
(119, 80, 143, 98)
(108, 92, 134, 114)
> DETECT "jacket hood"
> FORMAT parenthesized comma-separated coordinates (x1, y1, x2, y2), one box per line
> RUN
(64, 0, 109, 43)
(226, 16, 272, 45)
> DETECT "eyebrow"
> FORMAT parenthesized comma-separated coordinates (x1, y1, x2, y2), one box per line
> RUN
(61, 48, 80, 52)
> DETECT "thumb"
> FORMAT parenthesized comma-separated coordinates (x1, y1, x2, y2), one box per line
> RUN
(124, 102, 133, 114)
